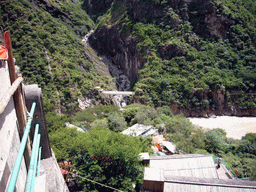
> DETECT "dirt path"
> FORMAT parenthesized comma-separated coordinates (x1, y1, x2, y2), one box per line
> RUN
(189, 116, 256, 139)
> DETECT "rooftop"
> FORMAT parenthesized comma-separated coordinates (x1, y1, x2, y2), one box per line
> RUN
(164, 176, 256, 192)
(121, 124, 153, 137)
(146, 154, 218, 180)
(143, 154, 256, 192)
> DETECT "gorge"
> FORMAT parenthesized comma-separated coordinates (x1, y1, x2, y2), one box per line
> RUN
(1, 0, 256, 190)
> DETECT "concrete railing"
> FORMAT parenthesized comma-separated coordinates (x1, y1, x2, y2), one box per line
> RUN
(1, 31, 68, 192)
(7, 102, 39, 192)
(0, 77, 23, 114)
(24, 85, 52, 160)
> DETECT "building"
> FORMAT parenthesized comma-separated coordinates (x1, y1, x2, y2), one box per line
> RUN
(143, 154, 256, 192)
(122, 124, 155, 137)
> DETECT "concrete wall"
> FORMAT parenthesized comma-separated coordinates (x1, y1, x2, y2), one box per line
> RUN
(0, 61, 27, 191)
(24, 84, 52, 160)
(0, 58, 68, 191)
(38, 150, 69, 192)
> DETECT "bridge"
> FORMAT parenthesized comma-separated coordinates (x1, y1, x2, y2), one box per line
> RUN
(95, 87, 135, 109)
(102, 91, 135, 96)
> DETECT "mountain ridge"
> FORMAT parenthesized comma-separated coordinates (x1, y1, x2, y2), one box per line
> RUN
(0, 0, 115, 114)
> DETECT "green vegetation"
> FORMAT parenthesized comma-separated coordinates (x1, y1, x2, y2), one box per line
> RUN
(2, 0, 255, 114)
(0, 0, 115, 114)
(49, 106, 153, 191)
(91, 0, 256, 110)
(49, 104, 256, 190)
(2, 0, 256, 190)
(75, 128, 150, 191)
(73, 104, 120, 130)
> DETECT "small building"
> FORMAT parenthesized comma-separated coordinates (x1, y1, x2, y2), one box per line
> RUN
(144, 175, 256, 192)
(147, 154, 218, 179)
(122, 124, 155, 137)
(164, 176, 256, 192)
(143, 154, 256, 192)
(139, 153, 150, 165)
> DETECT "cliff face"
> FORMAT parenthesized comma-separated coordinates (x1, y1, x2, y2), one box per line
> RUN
(170, 90, 256, 117)
(89, 0, 234, 85)
(89, 0, 183, 85)
(90, 24, 145, 84)
(87, 0, 256, 116)
(0, 0, 116, 114)
(82, 0, 114, 21)
(189, 0, 234, 39)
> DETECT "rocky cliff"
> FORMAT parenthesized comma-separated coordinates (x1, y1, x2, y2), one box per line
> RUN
(89, 24, 145, 87)
(170, 90, 256, 117)
(86, 0, 256, 116)
(89, 0, 235, 84)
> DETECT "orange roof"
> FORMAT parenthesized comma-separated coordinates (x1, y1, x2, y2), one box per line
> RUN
(155, 143, 163, 150)
(0, 45, 8, 60)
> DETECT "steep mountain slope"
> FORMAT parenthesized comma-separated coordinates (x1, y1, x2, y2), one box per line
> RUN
(0, 0, 115, 114)
(88, 0, 256, 116)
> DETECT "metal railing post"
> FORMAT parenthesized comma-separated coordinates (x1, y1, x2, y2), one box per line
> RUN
(6, 102, 37, 192)
(25, 123, 41, 192)
(221, 158, 237, 178)
(37, 147, 42, 177)
(30, 133, 41, 192)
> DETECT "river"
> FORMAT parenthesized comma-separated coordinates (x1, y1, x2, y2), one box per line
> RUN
(189, 116, 256, 140)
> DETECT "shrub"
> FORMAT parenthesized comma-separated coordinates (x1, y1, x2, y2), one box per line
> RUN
(107, 112, 127, 132)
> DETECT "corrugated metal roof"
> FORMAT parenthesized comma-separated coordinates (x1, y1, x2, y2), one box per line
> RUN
(149, 153, 211, 160)
(162, 141, 176, 153)
(144, 168, 164, 181)
(121, 124, 153, 137)
(142, 128, 156, 137)
(144, 154, 256, 192)
(139, 152, 150, 160)
(149, 154, 218, 179)
(163, 176, 256, 192)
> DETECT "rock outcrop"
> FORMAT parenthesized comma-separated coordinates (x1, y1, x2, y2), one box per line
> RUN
(189, 0, 234, 39)
(89, 24, 145, 88)
(170, 90, 256, 117)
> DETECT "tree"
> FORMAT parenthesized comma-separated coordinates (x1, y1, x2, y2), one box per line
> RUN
(164, 115, 205, 153)
(50, 128, 80, 161)
(135, 107, 158, 125)
(205, 128, 227, 154)
(107, 112, 127, 132)
(74, 128, 152, 191)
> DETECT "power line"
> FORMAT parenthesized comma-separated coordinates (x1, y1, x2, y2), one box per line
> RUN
(75, 174, 123, 192)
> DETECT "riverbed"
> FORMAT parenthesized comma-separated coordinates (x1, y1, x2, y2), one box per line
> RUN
(189, 116, 256, 140)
